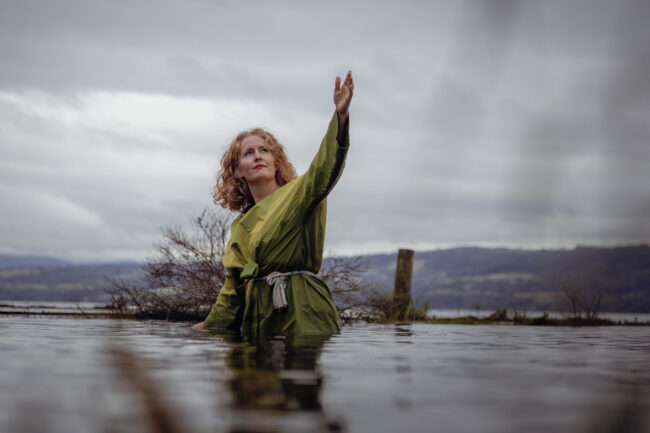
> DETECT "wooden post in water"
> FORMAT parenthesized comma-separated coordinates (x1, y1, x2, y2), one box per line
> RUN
(393, 249, 414, 320)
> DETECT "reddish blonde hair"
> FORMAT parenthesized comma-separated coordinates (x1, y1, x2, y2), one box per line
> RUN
(213, 128, 296, 213)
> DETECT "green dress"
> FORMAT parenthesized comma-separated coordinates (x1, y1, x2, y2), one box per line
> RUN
(204, 111, 349, 337)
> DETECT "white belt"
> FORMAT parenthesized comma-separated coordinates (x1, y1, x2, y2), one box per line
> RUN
(251, 270, 318, 310)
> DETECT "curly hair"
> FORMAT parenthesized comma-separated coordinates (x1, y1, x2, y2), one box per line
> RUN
(213, 128, 297, 213)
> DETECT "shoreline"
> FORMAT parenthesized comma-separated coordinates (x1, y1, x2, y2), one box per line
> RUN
(2, 305, 649, 326)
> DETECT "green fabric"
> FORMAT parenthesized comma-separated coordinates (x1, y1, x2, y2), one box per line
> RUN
(204, 110, 349, 337)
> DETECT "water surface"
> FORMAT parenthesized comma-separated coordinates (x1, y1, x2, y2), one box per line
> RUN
(1, 317, 648, 433)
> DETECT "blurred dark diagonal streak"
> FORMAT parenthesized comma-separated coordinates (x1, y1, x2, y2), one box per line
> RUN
(503, 2, 587, 240)
(423, 0, 519, 153)
(422, 1, 650, 246)
(107, 340, 189, 433)
(599, 0, 650, 244)
(416, 1, 520, 221)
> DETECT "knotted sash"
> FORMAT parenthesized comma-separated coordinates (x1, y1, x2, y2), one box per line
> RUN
(249, 270, 319, 310)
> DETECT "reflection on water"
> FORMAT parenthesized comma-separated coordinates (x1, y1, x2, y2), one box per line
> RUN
(0, 317, 649, 433)
(218, 333, 341, 432)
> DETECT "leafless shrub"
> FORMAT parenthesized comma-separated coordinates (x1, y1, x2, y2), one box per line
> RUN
(560, 278, 603, 323)
(320, 254, 374, 321)
(512, 309, 527, 324)
(106, 208, 232, 320)
(361, 290, 429, 322)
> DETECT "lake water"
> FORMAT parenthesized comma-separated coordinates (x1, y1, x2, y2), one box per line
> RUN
(1, 316, 649, 433)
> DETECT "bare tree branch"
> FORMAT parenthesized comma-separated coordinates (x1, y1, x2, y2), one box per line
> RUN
(559, 273, 605, 325)
(106, 209, 232, 320)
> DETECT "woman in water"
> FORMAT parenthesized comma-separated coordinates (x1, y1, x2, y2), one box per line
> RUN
(193, 71, 354, 337)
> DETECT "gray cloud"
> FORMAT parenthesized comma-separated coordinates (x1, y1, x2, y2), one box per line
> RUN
(0, 0, 649, 261)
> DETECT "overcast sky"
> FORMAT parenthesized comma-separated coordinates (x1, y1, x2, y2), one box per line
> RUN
(1, 0, 649, 262)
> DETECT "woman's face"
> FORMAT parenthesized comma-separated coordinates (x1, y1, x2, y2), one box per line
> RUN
(236, 135, 277, 185)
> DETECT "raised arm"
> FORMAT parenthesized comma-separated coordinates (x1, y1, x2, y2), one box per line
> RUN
(297, 72, 354, 217)
(334, 71, 354, 144)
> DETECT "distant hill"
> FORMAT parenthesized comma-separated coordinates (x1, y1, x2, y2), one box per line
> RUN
(0, 254, 71, 269)
(1, 246, 649, 312)
(0, 261, 141, 303)
(363, 245, 650, 312)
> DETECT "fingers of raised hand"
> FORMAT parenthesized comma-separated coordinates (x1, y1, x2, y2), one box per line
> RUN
(334, 72, 353, 110)
(343, 71, 354, 95)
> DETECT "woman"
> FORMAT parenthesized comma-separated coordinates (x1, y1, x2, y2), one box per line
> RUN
(193, 71, 354, 337)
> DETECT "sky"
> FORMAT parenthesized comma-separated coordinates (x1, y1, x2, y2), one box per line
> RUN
(1, 0, 649, 262)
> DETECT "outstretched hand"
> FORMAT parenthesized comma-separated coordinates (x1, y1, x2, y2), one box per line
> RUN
(334, 71, 354, 118)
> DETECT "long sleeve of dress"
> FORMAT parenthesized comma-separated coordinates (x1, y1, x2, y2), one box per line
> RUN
(203, 270, 244, 331)
(297, 110, 350, 218)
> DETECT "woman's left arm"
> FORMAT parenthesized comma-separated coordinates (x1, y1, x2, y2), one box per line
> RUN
(298, 71, 354, 217)
(334, 71, 354, 145)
